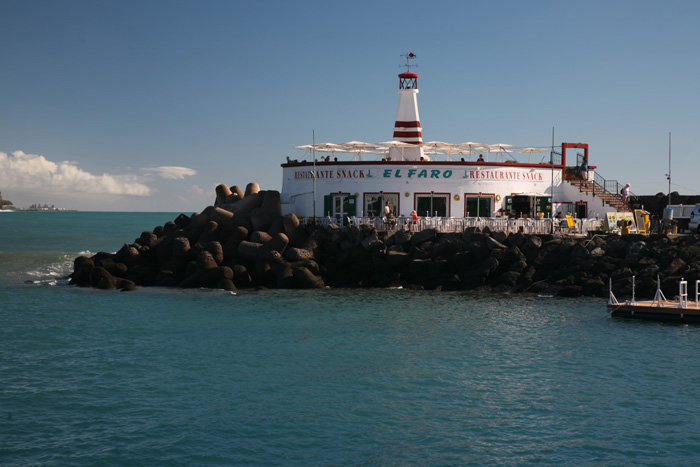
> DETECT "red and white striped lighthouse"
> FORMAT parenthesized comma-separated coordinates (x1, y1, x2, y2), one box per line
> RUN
(389, 53, 424, 161)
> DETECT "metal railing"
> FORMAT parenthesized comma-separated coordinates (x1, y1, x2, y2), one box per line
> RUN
(304, 216, 602, 235)
(593, 172, 635, 197)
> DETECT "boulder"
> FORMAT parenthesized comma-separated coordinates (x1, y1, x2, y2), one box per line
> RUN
(179, 266, 234, 289)
(496, 271, 520, 286)
(238, 241, 266, 261)
(196, 251, 217, 272)
(273, 264, 295, 288)
(205, 241, 224, 264)
(266, 233, 289, 254)
(260, 190, 282, 217)
(292, 266, 324, 288)
(387, 250, 411, 269)
(215, 184, 233, 206)
(230, 185, 245, 200)
(411, 228, 437, 246)
(90, 266, 117, 290)
(244, 182, 260, 197)
(250, 231, 273, 245)
(285, 247, 315, 262)
(116, 279, 137, 292)
(232, 264, 252, 287)
(197, 221, 219, 245)
(223, 226, 249, 260)
(251, 207, 276, 232)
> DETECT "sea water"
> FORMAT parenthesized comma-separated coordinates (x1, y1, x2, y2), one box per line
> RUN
(2, 212, 700, 466)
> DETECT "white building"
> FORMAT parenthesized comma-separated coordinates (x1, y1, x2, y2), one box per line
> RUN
(281, 57, 628, 223)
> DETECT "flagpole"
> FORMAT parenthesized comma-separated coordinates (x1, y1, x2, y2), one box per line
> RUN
(312, 129, 317, 220)
(551, 127, 555, 232)
(667, 132, 671, 206)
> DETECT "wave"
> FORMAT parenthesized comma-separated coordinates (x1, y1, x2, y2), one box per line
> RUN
(0, 250, 85, 287)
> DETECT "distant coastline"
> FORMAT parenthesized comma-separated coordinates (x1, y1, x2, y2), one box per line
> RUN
(0, 193, 76, 211)
(18, 203, 77, 212)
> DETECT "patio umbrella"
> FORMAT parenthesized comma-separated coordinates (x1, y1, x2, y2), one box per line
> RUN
(515, 147, 549, 162)
(450, 149, 476, 161)
(376, 141, 416, 161)
(487, 143, 516, 150)
(341, 141, 380, 161)
(377, 140, 415, 148)
(341, 141, 379, 149)
(422, 141, 454, 150)
(456, 142, 487, 152)
(484, 143, 516, 162)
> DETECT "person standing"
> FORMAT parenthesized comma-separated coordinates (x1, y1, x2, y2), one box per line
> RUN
(384, 201, 393, 216)
(622, 183, 630, 203)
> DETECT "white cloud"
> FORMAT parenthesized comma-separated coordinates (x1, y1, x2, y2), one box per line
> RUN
(0, 151, 151, 196)
(141, 166, 197, 180)
(188, 184, 205, 196)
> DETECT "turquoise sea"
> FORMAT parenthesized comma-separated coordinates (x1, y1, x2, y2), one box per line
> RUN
(2, 211, 700, 466)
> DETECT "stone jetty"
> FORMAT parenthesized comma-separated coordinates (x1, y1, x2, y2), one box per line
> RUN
(69, 184, 700, 298)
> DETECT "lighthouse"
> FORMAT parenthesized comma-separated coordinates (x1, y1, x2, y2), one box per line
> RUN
(389, 53, 425, 161)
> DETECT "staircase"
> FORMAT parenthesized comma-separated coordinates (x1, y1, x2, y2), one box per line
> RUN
(567, 177, 632, 212)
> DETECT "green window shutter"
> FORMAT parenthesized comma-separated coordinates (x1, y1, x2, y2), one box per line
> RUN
(347, 195, 356, 217)
(323, 195, 333, 217)
(536, 196, 552, 217)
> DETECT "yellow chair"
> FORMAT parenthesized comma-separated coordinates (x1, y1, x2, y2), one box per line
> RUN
(557, 215, 576, 233)
(565, 215, 575, 229)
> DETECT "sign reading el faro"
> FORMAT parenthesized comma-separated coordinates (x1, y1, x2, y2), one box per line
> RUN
(293, 168, 545, 181)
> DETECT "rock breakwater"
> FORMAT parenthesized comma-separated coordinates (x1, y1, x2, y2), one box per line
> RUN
(69, 185, 700, 298)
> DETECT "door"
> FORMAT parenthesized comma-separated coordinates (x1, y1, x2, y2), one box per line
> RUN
(511, 195, 533, 218)
(575, 202, 587, 219)
(323, 194, 356, 223)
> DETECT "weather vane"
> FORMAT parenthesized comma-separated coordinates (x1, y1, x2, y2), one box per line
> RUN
(400, 52, 418, 72)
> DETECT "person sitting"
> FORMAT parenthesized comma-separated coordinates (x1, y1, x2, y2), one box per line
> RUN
(410, 210, 419, 230)
(387, 211, 396, 230)
(477, 154, 485, 162)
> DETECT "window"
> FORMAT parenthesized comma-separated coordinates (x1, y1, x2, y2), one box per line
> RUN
(415, 193, 449, 217)
(323, 194, 356, 219)
(365, 193, 399, 217)
(465, 196, 493, 218)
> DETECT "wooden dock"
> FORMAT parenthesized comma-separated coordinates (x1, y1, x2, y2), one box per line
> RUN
(608, 300, 700, 323)
(608, 277, 700, 323)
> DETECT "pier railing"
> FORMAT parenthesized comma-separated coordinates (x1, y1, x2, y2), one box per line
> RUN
(307, 216, 602, 235)
(567, 168, 637, 200)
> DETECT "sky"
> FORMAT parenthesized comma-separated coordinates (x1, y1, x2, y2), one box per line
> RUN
(1, 0, 698, 211)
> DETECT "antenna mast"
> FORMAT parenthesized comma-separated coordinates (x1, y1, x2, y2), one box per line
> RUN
(667, 132, 671, 205)
(399, 52, 418, 72)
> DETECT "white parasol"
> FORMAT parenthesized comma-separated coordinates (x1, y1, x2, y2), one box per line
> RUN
(422, 140, 454, 149)
(484, 143, 516, 162)
(377, 140, 415, 148)
(456, 141, 487, 152)
(341, 141, 381, 161)
(515, 147, 549, 162)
